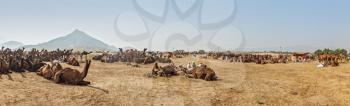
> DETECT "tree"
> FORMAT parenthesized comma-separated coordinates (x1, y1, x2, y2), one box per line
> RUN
(314, 49, 323, 56)
(323, 48, 333, 54)
(314, 48, 348, 57)
(339, 49, 348, 56)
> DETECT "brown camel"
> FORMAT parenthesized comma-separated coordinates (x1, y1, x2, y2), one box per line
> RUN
(0, 59, 11, 74)
(151, 63, 177, 77)
(192, 65, 217, 81)
(143, 56, 156, 64)
(37, 64, 54, 79)
(30, 62, 46, 72)
(51, 62, 63, 76)
(68, 57, 80, 66)
(53, 60, 91, 85)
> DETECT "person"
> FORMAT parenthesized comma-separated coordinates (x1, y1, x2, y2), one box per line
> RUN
(317, 63, 324, 68)
(186, 62, 192, 69)
(192, 61, 196, 68)
(317, 61, 325, 68)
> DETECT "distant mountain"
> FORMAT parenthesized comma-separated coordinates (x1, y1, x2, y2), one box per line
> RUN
(0, 41, 24, 49)
(24, 29, 117, 51)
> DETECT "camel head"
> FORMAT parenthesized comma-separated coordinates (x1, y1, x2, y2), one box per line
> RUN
(52, 62, 63, 70)
(119, 48, 124, 53)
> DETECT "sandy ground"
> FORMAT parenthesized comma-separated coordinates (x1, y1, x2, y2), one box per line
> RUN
(0, 56, 350, 106)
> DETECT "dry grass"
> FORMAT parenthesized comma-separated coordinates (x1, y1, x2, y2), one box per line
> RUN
(0, 56, 349, 106)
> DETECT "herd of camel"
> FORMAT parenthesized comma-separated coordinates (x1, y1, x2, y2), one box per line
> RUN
(0, 47, 348, 85)
(0, 47, 218, 86)
(0, 47, 91, 85)
(146, 62, 217, 81)
(92, 48, 172, 64)
(204, 51, 347, 67)
(91, 48, 217, 81)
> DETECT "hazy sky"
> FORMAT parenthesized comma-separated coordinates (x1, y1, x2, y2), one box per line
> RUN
(0, 0, 349, 51)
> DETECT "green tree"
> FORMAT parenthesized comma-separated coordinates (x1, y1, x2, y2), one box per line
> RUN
(314, 49, 323, 56)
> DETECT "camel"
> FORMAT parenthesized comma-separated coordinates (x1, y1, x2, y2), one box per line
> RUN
(9, 57, 25, 72)
(192, 65, 217, 81)
(142, 56, 154, 64)
(53, 60, 91, 85)
(51, 62, 63, 75)
(0, 59, 11, 74)
(92, 55, 103, 60)
(162, 52, 173, 58)
(21, 58, 34, 71)
(68, 57, 80, 66)
(175, 65, 188, 76)
(37, 64, 54, 79)
(143, 56, 156, 64)
(101, 54, 117, 63)
(29, 62, 46, 72)
(151, 63, 177, 77)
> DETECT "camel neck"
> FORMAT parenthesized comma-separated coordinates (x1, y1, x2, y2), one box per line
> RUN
(81, 61, 90, 80)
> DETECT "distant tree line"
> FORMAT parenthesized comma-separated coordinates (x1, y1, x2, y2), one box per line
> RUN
(314, 48, 348, 57)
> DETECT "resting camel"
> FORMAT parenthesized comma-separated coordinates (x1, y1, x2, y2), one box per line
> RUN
(68, 57, 80, 66)
(37, 64, 54, 79)
(92, 55, 103, 60)
(53, 60, 91, 85)
(51, 62, 63, 75)
(29, 62, 46, 72)
(151, 63, 177, 77)
(192, 65, 217, 81)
